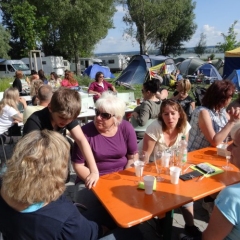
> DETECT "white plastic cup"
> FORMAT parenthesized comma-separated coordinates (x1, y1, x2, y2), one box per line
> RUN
(143, 175, 155, 195)
(162, 152, 171, 167)
(134, 160, 144, 177)
(170, 166, 181, 184)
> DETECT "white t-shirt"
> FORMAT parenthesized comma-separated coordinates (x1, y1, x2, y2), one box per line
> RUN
(0, 105, 19, 134)
(138, 119, 191, 158)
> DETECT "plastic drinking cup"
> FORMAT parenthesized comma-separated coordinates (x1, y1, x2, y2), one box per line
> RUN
(143, 175, 155, 195)
(134, 160, 144, 177)
(170, 166, 181, 184)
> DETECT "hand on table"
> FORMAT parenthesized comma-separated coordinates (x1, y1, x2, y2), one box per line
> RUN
(85, 172, 99, 189)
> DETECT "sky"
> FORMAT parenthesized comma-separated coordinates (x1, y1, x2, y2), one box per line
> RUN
(94, 0, 240, 54)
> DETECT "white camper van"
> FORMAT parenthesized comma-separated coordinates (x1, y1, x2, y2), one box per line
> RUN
(21, 56, 65, 76)
(0, 59, 31, 77)
(99, 54, 129, 72)
(70, 57, 102, 73)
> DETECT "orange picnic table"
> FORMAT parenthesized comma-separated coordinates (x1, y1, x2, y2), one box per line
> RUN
(92, 147, 240, 240)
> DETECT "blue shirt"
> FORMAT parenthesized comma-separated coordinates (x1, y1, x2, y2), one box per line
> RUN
(215, 183, 240, 240)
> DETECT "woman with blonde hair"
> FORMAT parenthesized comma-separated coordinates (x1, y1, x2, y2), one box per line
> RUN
(171, 78, 195, 121)
(30, 79, 44, 105)
(61, 71, 79, 88)
(0, 87, 26, 143)
(0, 129, 108, 240)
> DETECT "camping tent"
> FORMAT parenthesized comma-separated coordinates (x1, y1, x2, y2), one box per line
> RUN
(178, 58, 205, 76)
(227, 69, 240, 90)
(223, 47, 240, 78)
(197, 63, 222, 80)
(83, 64, 115, 79)
(116, 55, 175, 85)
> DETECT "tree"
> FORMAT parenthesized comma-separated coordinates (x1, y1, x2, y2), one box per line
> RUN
(194, 32, 207, 56)
(0, 24, 11, 59)
(216, 20, 240, 52)
(120, 0, 197, 55)
(12, 1, 47, 56)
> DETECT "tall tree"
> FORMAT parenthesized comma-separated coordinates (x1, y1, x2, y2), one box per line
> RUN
(120, 0, 197, 56)
(216, 20, 240, 52)
(0, 24, 11, 59)
(194, 32, 207, 56)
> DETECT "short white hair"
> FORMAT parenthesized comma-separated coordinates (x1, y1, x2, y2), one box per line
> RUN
(95, 91, 126, 124)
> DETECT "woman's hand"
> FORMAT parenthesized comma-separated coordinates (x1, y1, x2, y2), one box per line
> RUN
(132, 112, 139, 119)
(84, 172, 99, 189)
(228, 107, 240, 123)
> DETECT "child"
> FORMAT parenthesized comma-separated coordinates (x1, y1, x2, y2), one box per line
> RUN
(23, 87, 99, 188)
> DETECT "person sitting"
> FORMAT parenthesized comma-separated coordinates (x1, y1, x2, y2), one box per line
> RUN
(49, 71, 61, 88)
(30, 70, 39, 82)
(175, 69, 183, 81)
(61, 71, 79, 88)
(88, 71, 117, 102)
(0, 87, 27, 144)
(72, 92, 139, 229)
(180, 126, 240, 240)
(12, 70, 23, 94)
(23, 85, 53, 123)
(139, 100, 201, 238)
(188, 80, 240, 152)
(38, 69, 48, 84)
(23, 87, 99, 188)
(131, 79, 162, 139)
(0, 130, 107, 240)
(30, 79, 44, 106)
(171, 79, 195, 121)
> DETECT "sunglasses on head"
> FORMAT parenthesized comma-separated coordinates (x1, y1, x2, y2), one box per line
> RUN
(95, 109, 114, 120)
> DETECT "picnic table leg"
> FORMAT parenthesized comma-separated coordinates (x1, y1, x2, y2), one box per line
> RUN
(162, 210, 174, 240)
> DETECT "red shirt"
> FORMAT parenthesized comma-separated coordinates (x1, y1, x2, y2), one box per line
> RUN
(88, 80, 113, 101)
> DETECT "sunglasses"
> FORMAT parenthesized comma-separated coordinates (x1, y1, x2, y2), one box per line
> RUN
(95, 109, 114, 120)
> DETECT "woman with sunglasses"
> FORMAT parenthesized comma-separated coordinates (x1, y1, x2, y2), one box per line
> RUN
(71, 92, 141, 236)
(88, 71, 117, 102)
(139, 100, 202, 238)
(171, 78, 195, 121)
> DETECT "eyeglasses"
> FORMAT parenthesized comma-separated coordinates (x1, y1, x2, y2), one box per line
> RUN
(95, 109, 114, 120)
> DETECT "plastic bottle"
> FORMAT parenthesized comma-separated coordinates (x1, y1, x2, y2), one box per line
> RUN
(179, 136, 188, 165)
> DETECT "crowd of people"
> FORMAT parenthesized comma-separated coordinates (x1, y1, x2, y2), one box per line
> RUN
(1, 68, 240, 240)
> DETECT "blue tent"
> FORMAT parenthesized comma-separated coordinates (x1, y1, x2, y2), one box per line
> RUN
(116, 55, 176, 85)
(227, 69, 240, 90)
(83, 64, 115, 79)
(197, 63, 222, 80)
(223, 47, 240, 78)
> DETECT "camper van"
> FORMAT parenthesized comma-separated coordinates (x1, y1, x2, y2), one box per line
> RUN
(99, 54, 129, 72)
(21, 56, 65, 76)
(70, 57, 102, 73)
(0, 59, 31, 78)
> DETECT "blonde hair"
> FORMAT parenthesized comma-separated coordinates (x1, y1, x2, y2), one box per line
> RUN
(177, 79, 191, 94)
(0, 87, 19, 115)
(95, 91, 126, 125)
(2, 130, 70, 205)
(30, 79, 43, 97)
(15, 70, 23, 79)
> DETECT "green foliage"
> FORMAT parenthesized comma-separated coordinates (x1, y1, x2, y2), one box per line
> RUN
(11, 2, 48, 56)
(0, 78, 12, 92)
(216, 20, 240, 52)
(194, 32, 207, 56)
(0, 24, 11, 59)
(120, 0, 197, 56)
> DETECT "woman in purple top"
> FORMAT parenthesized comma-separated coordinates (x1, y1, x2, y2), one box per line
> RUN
(72, 92, 139, 230)
(88, 71, 117, 102)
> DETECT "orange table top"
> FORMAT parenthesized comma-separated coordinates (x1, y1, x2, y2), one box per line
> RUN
(92, 147, 240, 228)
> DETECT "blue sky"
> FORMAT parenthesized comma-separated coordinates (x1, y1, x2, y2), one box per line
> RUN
(94, 0, 240, 54)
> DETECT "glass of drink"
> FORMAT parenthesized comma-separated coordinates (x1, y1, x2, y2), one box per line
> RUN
(222, 150, 232, 170)
(154, 149, 165, 182)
